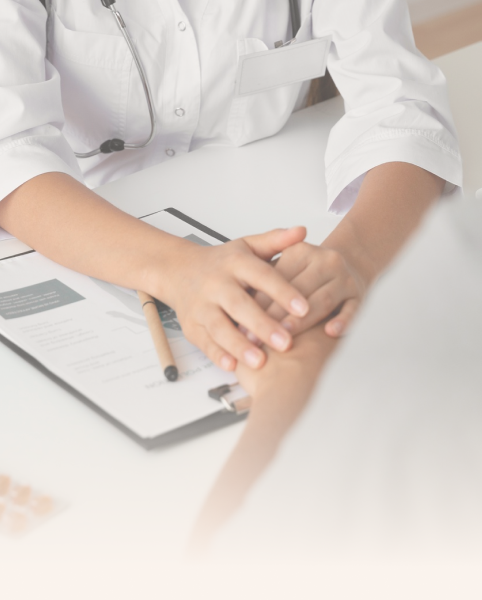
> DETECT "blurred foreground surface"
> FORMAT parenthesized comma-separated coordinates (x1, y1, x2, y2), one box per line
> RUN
(202, 196, 482, 599)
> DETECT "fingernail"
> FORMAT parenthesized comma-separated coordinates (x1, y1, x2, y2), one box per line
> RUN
(220, 355, 234, 371)
(270, 331, 290, 351)
(330, 321, 343, 336)
(244, 349, 263, 368)
(281, 320, 293, 332)
(290, 298, 308, 317)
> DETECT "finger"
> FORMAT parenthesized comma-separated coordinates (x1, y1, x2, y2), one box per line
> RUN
(269, 241, 313, 280)
(265, 258, 332, 322)
(220, 286, 293, 352)
(237, 255, 309, 318)
(191, 325, 237, 371)
(279, 252, 337, 298)
(253, 290, 272, 311)
(205, 309, 267, 369)
(325, 298, 360, 338)
(254, 245, 311, 311)
(280, 280, 354, 335)
(262, 246, 339, 321)
(238, 325, 262, 347)
(265, 302, 289, 323)
(268, 248, 359, 324)
(244, 227, 306, 261)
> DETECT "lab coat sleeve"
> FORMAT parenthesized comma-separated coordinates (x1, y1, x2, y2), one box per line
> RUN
(312, 0, 463, 214)
(0, 0, 83, 203)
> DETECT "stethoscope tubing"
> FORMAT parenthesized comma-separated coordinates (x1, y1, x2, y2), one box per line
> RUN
(74, 0, 299, 159)
(74, 2, 157, 158)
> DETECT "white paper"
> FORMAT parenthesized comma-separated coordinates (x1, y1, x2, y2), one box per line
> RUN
(0, 227, 14, 242)
(0, 238, 32, 261)
(0, 212, 237, 441)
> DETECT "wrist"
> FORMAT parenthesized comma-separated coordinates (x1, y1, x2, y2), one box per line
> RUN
(245, 324, 334, 400)
(138, 232, 195, 305)
(321, 220, 378, 290)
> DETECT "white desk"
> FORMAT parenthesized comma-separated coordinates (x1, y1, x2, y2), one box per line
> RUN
(1, 43, 481, 600)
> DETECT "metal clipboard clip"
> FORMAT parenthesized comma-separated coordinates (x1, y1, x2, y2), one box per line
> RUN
(208, 383, 252, 415)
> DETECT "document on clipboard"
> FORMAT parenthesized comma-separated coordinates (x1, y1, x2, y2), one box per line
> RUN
(0, 209, 250, 449)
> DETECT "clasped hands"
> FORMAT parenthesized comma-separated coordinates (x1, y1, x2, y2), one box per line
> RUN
(165, 226, 366, 373)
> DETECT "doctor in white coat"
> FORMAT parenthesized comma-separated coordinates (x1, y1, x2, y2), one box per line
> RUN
(0, 0, 462, 373)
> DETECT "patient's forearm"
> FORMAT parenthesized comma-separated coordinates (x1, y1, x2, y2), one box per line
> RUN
(232, 324, 336, 468)
(190, 324, 336, 550)
(324, 163, 445, 285)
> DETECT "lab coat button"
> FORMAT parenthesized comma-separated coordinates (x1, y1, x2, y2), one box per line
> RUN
(175, 108, 185, 117)
(178, 21, 187, 31)
(165, 148, 176, 157)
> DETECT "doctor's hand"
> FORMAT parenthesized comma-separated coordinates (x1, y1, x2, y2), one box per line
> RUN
(162, 227, 310, 372)
(255, 241, 367, 338)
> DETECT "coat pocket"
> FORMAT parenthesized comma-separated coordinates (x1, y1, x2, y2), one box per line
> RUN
(226, 13, 331, 146)
(47, 10, 133, 150)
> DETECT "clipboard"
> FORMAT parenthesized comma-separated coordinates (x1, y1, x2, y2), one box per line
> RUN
(0, 208, 251, 450)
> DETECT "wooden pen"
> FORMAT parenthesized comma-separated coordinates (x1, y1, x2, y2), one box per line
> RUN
(137, 290, 179, 382)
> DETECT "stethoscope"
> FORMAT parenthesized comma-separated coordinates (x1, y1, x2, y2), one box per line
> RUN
(76, 0, 301, 159)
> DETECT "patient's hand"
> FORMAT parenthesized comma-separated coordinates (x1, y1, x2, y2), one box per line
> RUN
(255, 242, 366, 340)
(236, 321, 336, 411)
(253, 163, 446, 341)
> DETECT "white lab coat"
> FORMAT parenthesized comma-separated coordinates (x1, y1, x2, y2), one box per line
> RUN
(0, 0, 462, 214)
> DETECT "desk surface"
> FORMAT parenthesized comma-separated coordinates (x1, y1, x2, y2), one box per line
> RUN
(1, 43, 481, 600)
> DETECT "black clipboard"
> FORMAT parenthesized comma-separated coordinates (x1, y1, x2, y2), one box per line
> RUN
(0, 208, 248, 450)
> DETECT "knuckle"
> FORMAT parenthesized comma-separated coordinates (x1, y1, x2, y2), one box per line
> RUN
(208, 315, 228, 338)
(230, 238, 247, 250)
(248, 316, 271, 339)
(251, 257, 271, 276)
(311, 259, 327, 280)
(287, 242, 309, 262)
(206, 343, 223, 365)
(181, 322, 198, 344)
(225, 290, 250, 315)
(225, 249, 247, 270)
(324, 249, 344, 271)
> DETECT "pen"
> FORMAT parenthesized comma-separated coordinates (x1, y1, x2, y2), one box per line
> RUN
(137, 290, 179, 382)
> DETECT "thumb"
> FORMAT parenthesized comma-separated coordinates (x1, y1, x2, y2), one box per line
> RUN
(244, 226, 306, 261)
